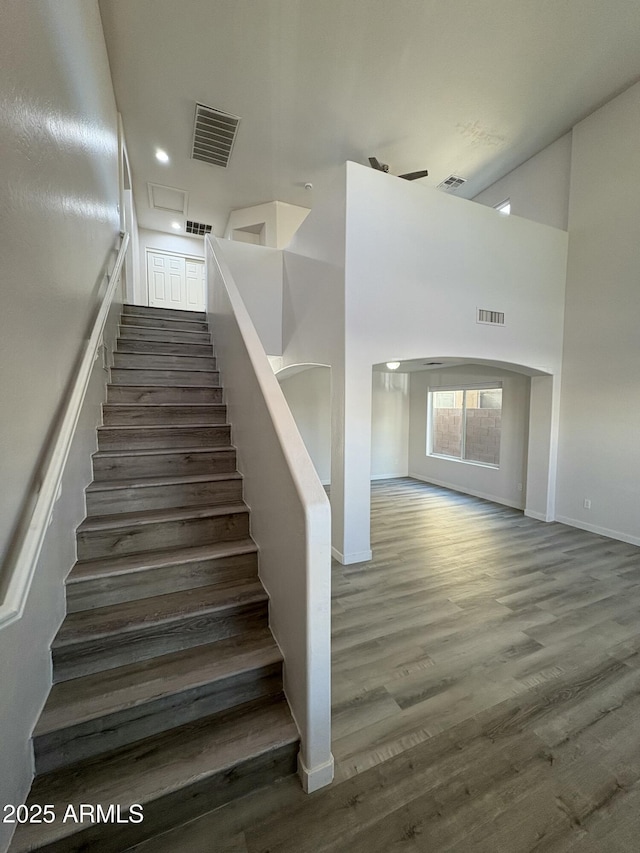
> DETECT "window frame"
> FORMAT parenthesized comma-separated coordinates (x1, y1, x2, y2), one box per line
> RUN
(426, 382, 503, 468)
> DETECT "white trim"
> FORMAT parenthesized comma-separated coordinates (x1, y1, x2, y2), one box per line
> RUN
(409, 473, 524, 511)
(298, 752, 335, 793)
(0, 232, 129, 629)
(554, 515, 640, 548)
(524, 508, 551, 522)
(331, 546, 373, 564)
(144, 246, 204, 263)
(371, 472, 409, 480)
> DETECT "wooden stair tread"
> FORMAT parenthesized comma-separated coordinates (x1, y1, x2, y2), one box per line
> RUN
(110, 364, 218, 373)
(93, 444, 235, 459)
(86, 471, 242, 492)
(78, 502, 248, 531)
(14, 700, 297, 852)
(53, 579, 267, 646)
(35, 630, 281, 735)
(68, 539, 258, 583)
(103, 402, 225, 408)
(97, 423, 229, 432)
(118, 322, 211, 334)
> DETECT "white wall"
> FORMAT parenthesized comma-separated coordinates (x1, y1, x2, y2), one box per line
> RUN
(207, 238, 333, 792)
(283, 168, 347, 556)
(136, 227, 205, 305)
(473, 133, 572, 231)
(0, 3, 120, 847)
(408, 365, 530, 508)
(278, 368, 331, 484)
(225, 201, 310, 249)
(554, 82, 640, 545)
(371, 371, 410, 479)
(282, 162, 568, 562)
(215, 240, 284, 355)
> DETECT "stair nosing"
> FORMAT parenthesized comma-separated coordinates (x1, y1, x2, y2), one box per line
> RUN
(19, 700, 298, 852)
(52, 580, 268, 648)
(119, 322, 211, 334)
(103, 402, 225, 408)
(86, 472, 242, 492)
(35, 631, 281, 736)
(97, 423, 230, 431)
(78, 502, 248, 532)
(111, 365, 219, 374)
(68, 539, 258, 583)
(92, 445, 235, 458)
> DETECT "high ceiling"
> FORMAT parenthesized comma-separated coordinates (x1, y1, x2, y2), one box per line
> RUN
(99, 0, 640, 237)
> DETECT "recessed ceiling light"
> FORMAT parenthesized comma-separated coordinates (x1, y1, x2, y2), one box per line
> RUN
(155, 149, 169, 163)
(386, 361, 401, 370)
(171, 221, 181, 230)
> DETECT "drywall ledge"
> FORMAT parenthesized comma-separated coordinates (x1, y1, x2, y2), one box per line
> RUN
(206, 235, 333, 792)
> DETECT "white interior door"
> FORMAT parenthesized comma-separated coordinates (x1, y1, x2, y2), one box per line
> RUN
(185, 259, 206, 311)
(147, 252, 186, 309)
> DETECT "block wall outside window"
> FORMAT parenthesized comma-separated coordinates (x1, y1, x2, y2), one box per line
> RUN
(429, 387, 502, 466)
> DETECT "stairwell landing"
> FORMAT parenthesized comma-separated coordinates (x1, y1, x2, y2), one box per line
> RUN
(10, 304, 299, 853)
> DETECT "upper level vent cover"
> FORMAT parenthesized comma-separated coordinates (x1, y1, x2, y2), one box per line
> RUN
(437, 174, 467, 191)
(186, 220, 213, 236)
(192, 103, 241, 167)
(477, 308, 505, 326)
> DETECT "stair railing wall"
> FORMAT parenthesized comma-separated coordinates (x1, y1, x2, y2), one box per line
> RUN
(0, 231, 130, 628)
(0, 232, 129, 851)
(205, 235, 334, 793)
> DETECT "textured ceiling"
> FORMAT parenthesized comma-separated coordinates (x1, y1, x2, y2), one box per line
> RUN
(99, 0, 640, 237)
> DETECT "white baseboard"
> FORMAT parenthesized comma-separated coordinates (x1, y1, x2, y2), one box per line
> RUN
(408, 473, 525, 511)
(331, 546, 372, 565)
(298, 752, 335, 793)
(524, 509, 551, 522)
(555, 515, 640, 547)
(371, 472, 409, 481)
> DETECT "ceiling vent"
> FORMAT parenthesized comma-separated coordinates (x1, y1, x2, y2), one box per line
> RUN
(477, 308, 505, 326)
(437, 174, 467, 192)
(186, 220, 213, 236)
(192, 103, 240, 167)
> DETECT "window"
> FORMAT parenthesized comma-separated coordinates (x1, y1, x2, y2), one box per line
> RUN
(428, 385, 502, 466)
(495, 199, 511, 215)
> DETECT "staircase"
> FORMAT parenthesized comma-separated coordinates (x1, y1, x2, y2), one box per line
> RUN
(10, 305, 299, 853)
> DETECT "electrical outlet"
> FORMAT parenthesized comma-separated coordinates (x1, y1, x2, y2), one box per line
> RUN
(583, 499, 591, 510)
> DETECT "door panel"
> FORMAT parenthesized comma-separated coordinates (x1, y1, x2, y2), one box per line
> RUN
(185, 260, 206, 311)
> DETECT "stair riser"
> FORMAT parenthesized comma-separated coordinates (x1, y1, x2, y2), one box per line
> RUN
(97, 425, 230, 451)
(35, 665, 283, 775)
(23, 737, 297, 853)
(66, 551, 258, 612)
(110, 368, 220, 387)
(92, 448, 236, 481)
(102, 404, 227, 425)
(123, 305, 206, 323)
(121, 315, 208, 332)
(118, 325, 211, 344)
(107, 385, 222, 404)
(117, 338, 213, 356)
(113, 352, 217, 371)
(77, 510, 250, 560)
(86, 478, 243, 516)
(52, 604, 268, 683)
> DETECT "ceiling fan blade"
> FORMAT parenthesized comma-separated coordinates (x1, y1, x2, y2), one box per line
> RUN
(368, 156, 388, 172)
(399, 169, 429, 181)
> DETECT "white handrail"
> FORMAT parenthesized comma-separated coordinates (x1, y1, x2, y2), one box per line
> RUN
(0, 231, 130, 628)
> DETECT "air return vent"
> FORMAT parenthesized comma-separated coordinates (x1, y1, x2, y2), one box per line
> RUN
(191, 103, 240, 167)
(437, 175, 467, 191)
(477, 308, 505, 326)
(186, 220, 212, 236)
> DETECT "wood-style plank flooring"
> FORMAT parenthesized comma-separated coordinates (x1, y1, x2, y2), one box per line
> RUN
(131, 478, 640, 853)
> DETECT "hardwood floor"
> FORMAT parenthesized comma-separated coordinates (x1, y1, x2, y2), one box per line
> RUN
(131, 478, 640, 852)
